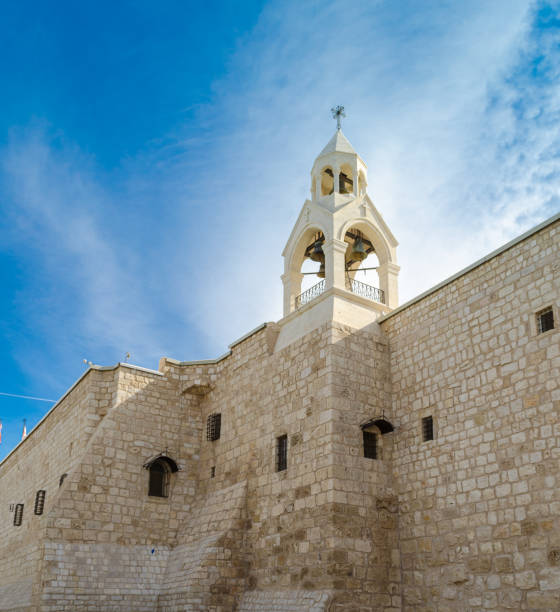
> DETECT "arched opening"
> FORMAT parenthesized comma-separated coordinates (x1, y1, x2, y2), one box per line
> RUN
(360, 417, 394, 461)
(148, 460, 171, 497)
(358, 170, 366, 195)
(343, 226, 381, 301)
(339, 164, 354, 194)
(299, 231, 325, 298)
(321, 167, 334, 196)
(284, 225, 329, 314)
(143, 454, 179, 498)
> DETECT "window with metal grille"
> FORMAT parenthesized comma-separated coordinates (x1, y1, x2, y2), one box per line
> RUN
(59, 473, 67, 487)
(422, 416, 434, 442)
(148, 459, 170, 498)
(537, 307, 554, 334)
(206, 413, 221, 441)
(13, 504, 24, 526)
(210, 466, 215, 478)
(363, 431, 378, 459)
(276, 434, 288, 472)
(34, 490, 46, 515)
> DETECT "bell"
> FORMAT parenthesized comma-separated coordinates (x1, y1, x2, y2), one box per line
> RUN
(352, 236, 367, 262)
(309, 240, 324, 262)
(317, 263, 325, 278)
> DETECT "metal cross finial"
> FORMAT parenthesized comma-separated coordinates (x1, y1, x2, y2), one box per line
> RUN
(331, 105, 346, 130)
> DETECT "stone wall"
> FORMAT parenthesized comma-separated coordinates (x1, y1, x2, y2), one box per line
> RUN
(381, 218, 560, 610)
(37, 365, 193, 611)
(159, 319, 401, 610)
(0, 216, 558, 612)
(0, 368, 115, 611)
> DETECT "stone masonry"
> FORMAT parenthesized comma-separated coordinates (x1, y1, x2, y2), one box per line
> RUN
(0, 128, 558, 611)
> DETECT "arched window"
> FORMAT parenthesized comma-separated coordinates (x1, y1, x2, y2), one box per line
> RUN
(339, 164, 353, 194)
(321, 167, 334, 196)
(358, 170, 366, 195)
(148, 459, 171, 498)
(143, 454, 179, 498)
(360, 417, 394, 461)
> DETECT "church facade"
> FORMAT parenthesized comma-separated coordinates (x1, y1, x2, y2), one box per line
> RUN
(0, 127, 559, 612)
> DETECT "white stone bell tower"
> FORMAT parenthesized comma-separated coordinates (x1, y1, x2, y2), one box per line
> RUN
(276, 108, 399, 349)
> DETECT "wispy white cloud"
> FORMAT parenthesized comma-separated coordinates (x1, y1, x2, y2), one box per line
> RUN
(1, 124, 176, 385)
(161, 0, 552, 330)
(2, 0, 559, 386)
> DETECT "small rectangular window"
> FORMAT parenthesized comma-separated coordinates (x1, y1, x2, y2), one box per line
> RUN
(537, 307, 554, 334)
(210, 466, 215, 478)
(276, 434, 288, 472)
(422, 416, 434, 442)
(34, 490, 46, 515)
(207, 413, 221, 441)
(363, 431, 378, 459)
(13, 504, 24, 526)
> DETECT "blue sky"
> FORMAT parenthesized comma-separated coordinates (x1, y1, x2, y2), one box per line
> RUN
(0, 0, 558, 459)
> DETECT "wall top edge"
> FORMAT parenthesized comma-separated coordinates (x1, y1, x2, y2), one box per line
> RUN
(0, 361, 162, 470)
(379, 211, 560, 323)
(162, 322, 270, 368)
(163, 352, 233, 367)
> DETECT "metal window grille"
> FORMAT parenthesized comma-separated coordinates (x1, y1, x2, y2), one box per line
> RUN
(276, 434, 288, 472)
(148, 461, 170, 498)
(59, 473, 67, 487)
(13, 504, 24, 526)
(363, 431, 378, 459)
(207, 413, 221, 441)
(422, 416, 434, 442)
(210, 466, 215, 478)
(537, 307, 554, 334)
(34, 490, 46, 515)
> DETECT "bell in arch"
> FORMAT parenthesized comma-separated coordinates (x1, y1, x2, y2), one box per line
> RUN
(317, 262, 325, 278)
(309, 239, 324, 262)
(352, 235, 367, 262)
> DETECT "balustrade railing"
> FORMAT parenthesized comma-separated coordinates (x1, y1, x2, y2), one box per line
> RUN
(295, 280, 325, 309)
(294, 278, 385, 309)
(346, 278, 385, 304)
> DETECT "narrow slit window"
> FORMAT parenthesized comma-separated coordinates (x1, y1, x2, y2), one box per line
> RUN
(210, 466, 215, 478)
(59, 473, 67, 487)
(34, 490, 46, 515)
(422, 416, 434, 442)
(276, 434, 288, 472)
(13, 504, 24, 526)
(537, 307, 554, 334)
(363, 431, 378, 459)
(207, 413, 221, 441)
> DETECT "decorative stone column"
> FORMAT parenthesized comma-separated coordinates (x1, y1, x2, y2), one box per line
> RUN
(282, 271, 304, 315)
(323, 238, 348, 292)
(377, 262, 400, 309)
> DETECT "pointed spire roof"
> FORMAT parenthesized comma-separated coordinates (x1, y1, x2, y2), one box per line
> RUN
(317, 129, 357, 158)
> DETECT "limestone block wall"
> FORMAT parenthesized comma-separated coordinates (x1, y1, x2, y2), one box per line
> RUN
(157, 318, 399, 611)
(0, 368, 114, 611)
(325, 321, 401, 611)
(36, 365, 198, 611)
(381, 218, 560, 610)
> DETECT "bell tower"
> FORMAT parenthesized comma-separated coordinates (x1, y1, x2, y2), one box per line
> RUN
(277, 108, 399, 349)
